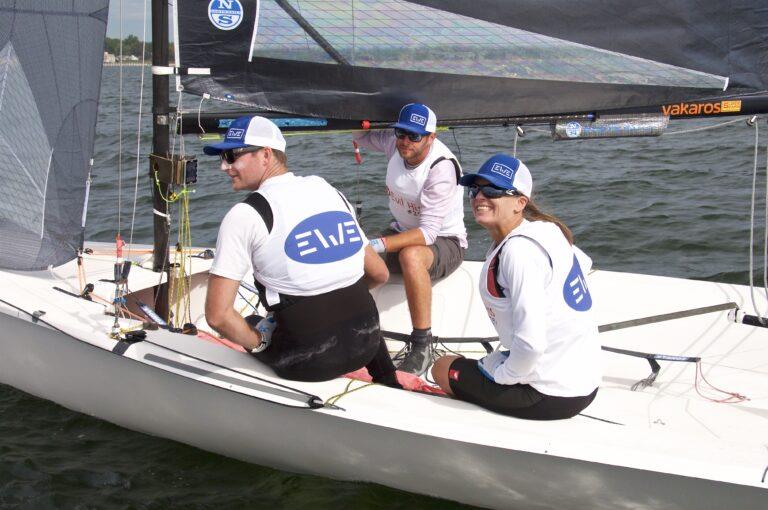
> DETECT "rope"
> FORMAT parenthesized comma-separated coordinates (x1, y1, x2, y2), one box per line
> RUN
(325, 379, 375, 406)
(128, 0, 150, 256)
(694, 361, 748, 403)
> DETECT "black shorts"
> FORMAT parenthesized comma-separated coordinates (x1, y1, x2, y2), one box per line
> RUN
(252, 279, 382, 382)
(447, 357, 598, 420)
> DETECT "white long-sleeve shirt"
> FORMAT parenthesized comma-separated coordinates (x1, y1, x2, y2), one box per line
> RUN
(479, 220, 602, 397)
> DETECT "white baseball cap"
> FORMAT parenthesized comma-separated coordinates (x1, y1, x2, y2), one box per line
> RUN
(204, 115, 286, 155)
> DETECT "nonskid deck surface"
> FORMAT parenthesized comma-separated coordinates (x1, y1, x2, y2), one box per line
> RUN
(0, 242, 767, 489)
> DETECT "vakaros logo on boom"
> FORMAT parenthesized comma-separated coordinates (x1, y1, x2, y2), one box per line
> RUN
(661, 100, 742, 116)
(208, 0, 243, 31)
(285, 211, 363, 264)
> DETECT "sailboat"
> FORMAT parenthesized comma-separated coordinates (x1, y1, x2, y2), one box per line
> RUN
(1, 1, 767, 508)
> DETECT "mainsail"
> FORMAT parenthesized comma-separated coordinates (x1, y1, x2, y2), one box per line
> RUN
(0, 2, 108, 270)
(175, 0, 768, 122)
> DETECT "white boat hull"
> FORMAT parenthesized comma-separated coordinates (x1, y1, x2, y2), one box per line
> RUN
(1, 247, 767, 509)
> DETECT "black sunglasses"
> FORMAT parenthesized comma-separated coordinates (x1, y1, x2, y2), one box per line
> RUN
(394, 128, 424, 142)
(467, 183, 520, 199)
(221, 146, 262, 165)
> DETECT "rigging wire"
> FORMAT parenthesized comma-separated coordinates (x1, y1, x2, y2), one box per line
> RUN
(763, 142, 768, 308)
(747, 118, 767, 321)
(664, 117, 744, 136)
(450, 128, 462, 164)
(128, 0, 151, 255)
(117, 0, 124, 236)
(512, 125, 519, 157)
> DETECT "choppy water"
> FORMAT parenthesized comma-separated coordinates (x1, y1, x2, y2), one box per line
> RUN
(2, 66, 767, 508)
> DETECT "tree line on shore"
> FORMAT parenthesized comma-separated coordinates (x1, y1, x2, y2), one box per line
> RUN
(104, 36, 174, 58)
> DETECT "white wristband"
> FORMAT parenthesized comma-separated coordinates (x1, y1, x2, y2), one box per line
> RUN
(249, 314, 276, 353)
(370, 237, 386, 254)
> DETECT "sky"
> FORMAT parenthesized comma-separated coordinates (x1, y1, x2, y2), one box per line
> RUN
(106, 0, 165, 40)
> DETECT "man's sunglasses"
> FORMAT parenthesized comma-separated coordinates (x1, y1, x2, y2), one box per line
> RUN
(221, 146, 262, 165)
(394, 128, 424, 142)
(467, 183, 520, 199)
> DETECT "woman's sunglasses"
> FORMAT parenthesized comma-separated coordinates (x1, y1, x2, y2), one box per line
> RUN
(467, 184, 520, 199)
(221, 146, 262, 165)
(394, 128, 424, 142)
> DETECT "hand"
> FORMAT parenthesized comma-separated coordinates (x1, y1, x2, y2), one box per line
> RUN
(477, 350, 510, 381)
(255, 313, 276, 347)
(369, 237, 387, 254)
(245, 313, 276, 353)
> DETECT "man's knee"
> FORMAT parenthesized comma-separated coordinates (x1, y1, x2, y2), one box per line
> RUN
(398, 245, 433, 272)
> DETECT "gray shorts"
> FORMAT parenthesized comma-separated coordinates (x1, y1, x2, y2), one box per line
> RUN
(381, 228, 465, 280)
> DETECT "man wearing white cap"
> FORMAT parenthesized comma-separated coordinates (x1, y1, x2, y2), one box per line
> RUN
(204, 115, 400, 386)
(354, 103, 467, 375)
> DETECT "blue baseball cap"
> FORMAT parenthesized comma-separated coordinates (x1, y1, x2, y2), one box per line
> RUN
(459, 154, 533, 198)
(203, 115, 286, 155)
(391, 103, 437, 136)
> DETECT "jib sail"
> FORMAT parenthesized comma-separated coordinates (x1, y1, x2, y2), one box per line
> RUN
(0, 2, 108, 270)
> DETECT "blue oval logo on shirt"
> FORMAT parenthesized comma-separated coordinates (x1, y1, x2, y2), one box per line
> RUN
(563, 254, 592, 311)
(285, 211, 364, 264)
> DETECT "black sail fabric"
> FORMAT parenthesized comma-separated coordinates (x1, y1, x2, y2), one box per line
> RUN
(176, 0, 766, 122)
(0, 2, 108, 270)
(412, 0, 768, 93)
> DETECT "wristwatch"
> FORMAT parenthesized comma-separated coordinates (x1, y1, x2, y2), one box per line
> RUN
(249, 339, 269, 354)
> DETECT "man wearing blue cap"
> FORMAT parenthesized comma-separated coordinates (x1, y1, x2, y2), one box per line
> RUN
(204, 115, 400, 386)
(354, 103, 467, 375)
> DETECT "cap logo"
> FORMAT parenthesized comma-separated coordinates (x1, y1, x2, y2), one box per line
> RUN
(227, 128, 244, 139)
(490, 162, 513, 179)
(409, 113, 427, 126)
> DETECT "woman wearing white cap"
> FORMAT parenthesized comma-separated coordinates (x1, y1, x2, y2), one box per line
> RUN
(431, 154, 601, 419)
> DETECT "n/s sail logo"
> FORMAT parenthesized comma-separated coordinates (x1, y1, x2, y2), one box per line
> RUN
(285, 211, 364, 264)
(208, 0, 243, 31)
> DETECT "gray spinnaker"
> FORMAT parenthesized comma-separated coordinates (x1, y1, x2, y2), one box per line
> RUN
(175, 0, 768, 122)
(0, 2, 108, 270)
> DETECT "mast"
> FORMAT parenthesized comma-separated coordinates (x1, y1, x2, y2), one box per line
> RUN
(151, 0, 170, 316)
